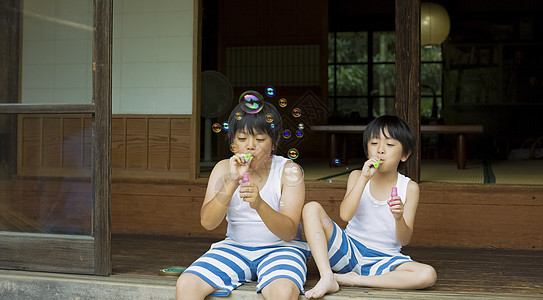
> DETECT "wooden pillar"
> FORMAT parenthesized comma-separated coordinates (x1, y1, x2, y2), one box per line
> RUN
(0, 0, 20, 179)
(395, 0, 421, 182)
(93, 0, 113, 276)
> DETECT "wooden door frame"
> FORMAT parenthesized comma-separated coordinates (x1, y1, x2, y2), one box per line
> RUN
(191, 0, 421, 181)
(0, 0, 112, 276)
(395, 0, 421, 182)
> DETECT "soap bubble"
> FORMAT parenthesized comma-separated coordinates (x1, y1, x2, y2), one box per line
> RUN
(281, 162, 304, 187)
(239, 90, 264, 114)
(265, 114, 274, 123)
(295, 130, 303, 138)
(279, 201, 285, 207)
(315, 233, 321, 239)
(235, 112, 243, 120)
(298, 123, 304, 130)
(292, 108, 301, 117)
(212, 123, 222, 133)
(230, 144, 238, 153)
(270, 123, 275, 129)
(265, 86, 276, 97)
(333, 158, 341, 165)
(287, 148, 299, 159)
(222, 121, 229, 131)
(283, 130, 291, 139)
(323, 218, 330, 226)
(278, 98, 287, 108)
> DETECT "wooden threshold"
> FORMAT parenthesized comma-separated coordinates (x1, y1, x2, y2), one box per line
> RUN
(112, 234, 543, 298)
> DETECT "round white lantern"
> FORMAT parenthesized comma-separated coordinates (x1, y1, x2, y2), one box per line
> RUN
(421, 2, 450, 46)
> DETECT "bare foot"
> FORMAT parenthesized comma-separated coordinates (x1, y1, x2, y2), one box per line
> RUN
(305, 274, 339, 299)
(334, 272, 363, 287)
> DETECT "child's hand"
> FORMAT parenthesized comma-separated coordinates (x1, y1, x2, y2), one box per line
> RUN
(361, 157, 381, 179)
(229, 153, 253, 181)
(388, 196, 404, 220)
(239, 181, 262, 210)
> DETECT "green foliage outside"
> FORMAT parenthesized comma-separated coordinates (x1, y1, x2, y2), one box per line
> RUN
(329, 32, 444, 119)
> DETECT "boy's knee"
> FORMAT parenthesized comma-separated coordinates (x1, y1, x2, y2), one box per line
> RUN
(176, 273, 197, 294)
(419, 265, 437, 288)
(303, 201, 323, 215)
(262, 279, 300, 300)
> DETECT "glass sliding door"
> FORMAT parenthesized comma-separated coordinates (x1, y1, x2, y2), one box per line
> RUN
(0, 0, 112, 275)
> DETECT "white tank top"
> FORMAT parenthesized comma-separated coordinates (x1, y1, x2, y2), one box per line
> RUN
(225, 155, 304, 245)
(345, 173, 411, 254)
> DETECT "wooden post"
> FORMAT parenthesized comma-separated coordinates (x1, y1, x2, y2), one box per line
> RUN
(395, 0, 421, 182)
(93, 0, 113, 276)
(0, 0, 20, 179)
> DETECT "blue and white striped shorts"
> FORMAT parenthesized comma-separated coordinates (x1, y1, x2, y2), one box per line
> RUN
(328, 221, 414, 276)
(183, 238, 310, 297)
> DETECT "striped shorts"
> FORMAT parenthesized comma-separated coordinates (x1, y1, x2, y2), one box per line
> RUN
(328, 221, 414, 276)
(183, 238, 310, 297)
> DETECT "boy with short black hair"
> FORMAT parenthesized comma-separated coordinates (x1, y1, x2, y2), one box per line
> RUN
(303, 115, 437, 299)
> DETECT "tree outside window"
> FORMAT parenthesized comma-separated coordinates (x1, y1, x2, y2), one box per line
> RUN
(328, 31, 444, 124)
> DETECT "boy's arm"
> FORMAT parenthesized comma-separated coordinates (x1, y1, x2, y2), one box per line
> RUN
(200, 160, 237, 230)
(394, 180, 420, 246)
(339, 170, 370, 222)
(254, 168, 305, 242)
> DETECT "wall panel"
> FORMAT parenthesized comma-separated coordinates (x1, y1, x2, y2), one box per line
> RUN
(18, 114, 192, 179)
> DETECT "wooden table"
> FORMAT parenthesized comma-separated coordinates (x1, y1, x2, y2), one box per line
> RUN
(310, 124, 484, 169)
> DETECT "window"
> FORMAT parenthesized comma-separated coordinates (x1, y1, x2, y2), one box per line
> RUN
(328, 31, 444, 123)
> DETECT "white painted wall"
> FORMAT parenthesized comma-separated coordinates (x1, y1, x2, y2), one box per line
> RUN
(113, 0, 194, 114)
(21, 0, 194, 114)
(21, 0, 93, 104)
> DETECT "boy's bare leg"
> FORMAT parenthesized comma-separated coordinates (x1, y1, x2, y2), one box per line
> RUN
(176, 273, 217, 300)
(261, 278, 300, 300)
(302, 201, 339, 299)
(335, 261, 436, 289)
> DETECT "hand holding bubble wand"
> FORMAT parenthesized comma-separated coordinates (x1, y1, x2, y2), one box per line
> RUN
(239, 171, 264, 210)
(229, 153, 253, 182)
(388, 187, 404, 219)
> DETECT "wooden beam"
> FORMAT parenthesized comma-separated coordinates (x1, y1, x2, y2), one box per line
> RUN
(92, 0, 113, 276)
(0, 232, 94, 274)
(0, 104, 95, 114)
(0, 0, 20, 179)
(395, 0, 421, 181)
(191, 0, 202, 179)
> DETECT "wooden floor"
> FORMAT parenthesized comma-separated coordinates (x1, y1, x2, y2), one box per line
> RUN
(112, 234, 543, 298)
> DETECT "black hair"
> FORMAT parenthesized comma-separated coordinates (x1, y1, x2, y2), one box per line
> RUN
(363, 115, 415, 167)
(226, 101, 283, 152)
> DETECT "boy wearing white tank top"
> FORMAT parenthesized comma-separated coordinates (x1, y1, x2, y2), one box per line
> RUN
(176, 95, 309, 300)
(303, 116, 437, 299)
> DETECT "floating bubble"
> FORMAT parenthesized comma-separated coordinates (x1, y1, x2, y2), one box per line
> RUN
(278, 98, 287, 108)
(270, 123, 275, 129)
(279, 201, 285, 207)
(230, 144, 238, 153)
(323, 218, 330, 226)
(315, 233, 321, 239)
(292, 108, 301, 118)
(265, 86, 276, 97)
(265, 114, 274, 123)
(296, 130, 303, 138)
(328, 179, 333, 184)
(283, 130, 291, 139)
(222, 121, 230, 131)
(298, 123, 304, 130)
(287, 148, 299, 159)
(281, 162, 304, 187)
(239, 90, 264, 114)
(212, 123, 222, 133)
(235, 112, 243, 120)
(333, 158, 341, 165)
